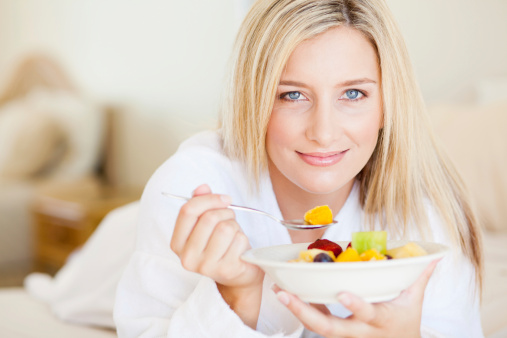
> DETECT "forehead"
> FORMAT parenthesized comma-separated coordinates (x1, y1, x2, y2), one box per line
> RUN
(281, 26, 379, 82)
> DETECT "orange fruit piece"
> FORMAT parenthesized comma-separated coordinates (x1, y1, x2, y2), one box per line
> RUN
(304, 205, 333, 225)
(336, 247, 361, 262)
(359, 248, 386, 261)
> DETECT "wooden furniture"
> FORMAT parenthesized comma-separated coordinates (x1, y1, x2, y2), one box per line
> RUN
(32, 179, 141, 274)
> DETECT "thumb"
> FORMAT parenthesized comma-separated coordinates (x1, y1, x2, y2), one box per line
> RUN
(192, 184, 212, 197)
(407, 258, 441, 300)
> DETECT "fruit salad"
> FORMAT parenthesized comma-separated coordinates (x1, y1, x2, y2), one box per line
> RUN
(290, 231, 428, 263)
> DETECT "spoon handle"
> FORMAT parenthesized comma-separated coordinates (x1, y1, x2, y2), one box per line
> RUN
(161, 192, 190, 202)
(227, 205, 282, 223)
(161, 192, 283, 223)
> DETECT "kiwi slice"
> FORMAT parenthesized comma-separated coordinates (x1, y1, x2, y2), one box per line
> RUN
(351, 231, 387, 254)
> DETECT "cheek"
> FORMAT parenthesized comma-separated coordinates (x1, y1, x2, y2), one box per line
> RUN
(363, 119, 381, 143)
(265, 117, 281, 158)
(266, 111, 301, 154)
(348, 110, 382, 151)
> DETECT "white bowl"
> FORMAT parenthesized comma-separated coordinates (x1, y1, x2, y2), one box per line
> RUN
(242, 240, 449, 304)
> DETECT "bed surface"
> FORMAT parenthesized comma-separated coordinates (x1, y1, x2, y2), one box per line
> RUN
(0, 288, 116, 337)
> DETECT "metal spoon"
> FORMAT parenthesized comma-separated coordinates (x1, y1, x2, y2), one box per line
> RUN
(161, 192, 337, 230)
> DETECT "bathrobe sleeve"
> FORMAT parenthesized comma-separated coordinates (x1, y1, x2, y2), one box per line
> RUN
(114, 133, 304, 338)
(419, 204, 483, 338)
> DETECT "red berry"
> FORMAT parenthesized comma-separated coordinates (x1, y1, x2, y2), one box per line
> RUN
(347, 242, 352, 249)
(308, 239, 343, 257)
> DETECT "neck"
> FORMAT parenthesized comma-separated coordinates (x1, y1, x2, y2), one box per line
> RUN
(268, 160, 354, 243)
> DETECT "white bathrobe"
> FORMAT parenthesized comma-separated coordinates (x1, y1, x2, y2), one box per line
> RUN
(114, 131, 483, 338)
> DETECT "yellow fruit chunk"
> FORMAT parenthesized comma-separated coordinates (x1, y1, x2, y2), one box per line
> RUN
(359, 248, 386, 261)
(386, 242, 427, 259)
(299, 249, 336, 262)
(336, 247, 361, 262)
(304, 205, 333, 225)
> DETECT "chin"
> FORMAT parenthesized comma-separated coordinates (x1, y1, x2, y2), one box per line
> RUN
(296, 177, 352, 195)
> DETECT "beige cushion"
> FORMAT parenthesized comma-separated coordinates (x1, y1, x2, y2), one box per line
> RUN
(24, 89, 104, 180)
(429, 101, 507, 232)
(0, 101, 63, 179)
(0, 89, 104, 181)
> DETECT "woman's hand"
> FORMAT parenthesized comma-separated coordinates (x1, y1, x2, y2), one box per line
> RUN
(170, 184, 264, 328)
(275, 259, 441, 337)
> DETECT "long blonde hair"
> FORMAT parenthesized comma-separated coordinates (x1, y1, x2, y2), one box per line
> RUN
(220, 0, 482, 290)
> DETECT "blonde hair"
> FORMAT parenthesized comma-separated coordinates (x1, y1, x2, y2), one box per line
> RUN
(219, 0, 482, 290)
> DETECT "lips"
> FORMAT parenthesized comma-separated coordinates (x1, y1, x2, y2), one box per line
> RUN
(297, 150, 348, 167)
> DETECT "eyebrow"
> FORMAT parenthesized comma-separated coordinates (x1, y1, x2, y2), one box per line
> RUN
(278, 78, 377, 87)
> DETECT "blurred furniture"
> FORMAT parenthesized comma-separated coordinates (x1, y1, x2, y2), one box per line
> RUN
(0, 54, 109, 281)
(32, 180, 141, 274)
(0, 94, 106, 281)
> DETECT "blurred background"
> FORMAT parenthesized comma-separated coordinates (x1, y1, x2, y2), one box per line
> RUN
(0, 0, 506, 320)
(0, 0, 506, 187)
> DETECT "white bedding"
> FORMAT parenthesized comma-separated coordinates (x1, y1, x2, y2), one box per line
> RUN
(0, 288, 116, 337)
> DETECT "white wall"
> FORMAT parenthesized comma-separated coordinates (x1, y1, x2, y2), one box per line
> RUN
(0, 0, 506, 187)
(0, 0, 238, 186)
(388, 0, 507, 104)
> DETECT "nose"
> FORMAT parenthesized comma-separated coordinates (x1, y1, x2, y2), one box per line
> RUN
(305, 100, 339, 146)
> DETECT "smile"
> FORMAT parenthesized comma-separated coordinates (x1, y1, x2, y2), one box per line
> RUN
(296, 150, 348, 167)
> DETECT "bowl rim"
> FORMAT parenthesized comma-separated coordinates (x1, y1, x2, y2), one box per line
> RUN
(241, 240, 450, 270)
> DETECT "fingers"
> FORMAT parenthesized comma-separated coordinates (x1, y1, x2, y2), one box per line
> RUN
(338, 259, 441, 326)
(179, 209, 236, 269)
(407, 258, 442, 301)
(276, 291, 337, 335)
(310, 303, 332, 316)
(198, 219, 240, 269)
(272, 285, 281, 293)
(170, 185, 256, 285)
(210, 231, 252, 282)
(223, 231, 250, 263)
(170, 189, 232, 254)
(192, 184, 212, 197)
(276, 291, 359, 337)
(337, 292, 379, 324)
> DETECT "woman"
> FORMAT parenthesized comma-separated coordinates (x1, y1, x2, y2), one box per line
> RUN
(114, 0, 483, 337)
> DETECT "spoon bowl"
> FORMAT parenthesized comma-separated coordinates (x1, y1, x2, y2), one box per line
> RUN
(161, 192, 337, 230)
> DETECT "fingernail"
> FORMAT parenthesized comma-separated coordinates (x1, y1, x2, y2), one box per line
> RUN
(277, 291, 290, 306)
(220, 195, 232, 204)
(337, 293, 351, 306)
(271, 284, 280, 293)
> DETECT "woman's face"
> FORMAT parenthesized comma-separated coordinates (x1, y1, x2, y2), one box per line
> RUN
(266, 26, 382, 195)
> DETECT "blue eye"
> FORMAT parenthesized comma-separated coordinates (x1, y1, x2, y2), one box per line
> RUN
(288, 92, 301, 100)
(280, 91, 307, 102)
(346, 90, 359, 99)
(340, 89, 365, 101)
